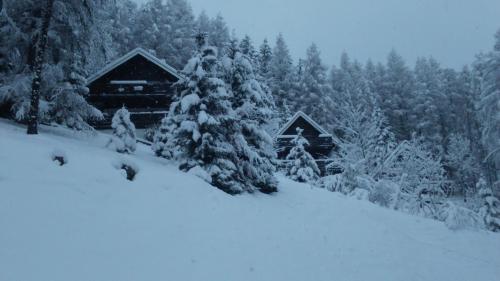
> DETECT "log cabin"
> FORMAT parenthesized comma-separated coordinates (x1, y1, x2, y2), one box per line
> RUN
(275, 111, 339, 175)
(86, 48, 182, 129)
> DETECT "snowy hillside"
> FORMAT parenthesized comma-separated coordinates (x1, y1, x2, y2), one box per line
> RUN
(0, 119, 499, 281)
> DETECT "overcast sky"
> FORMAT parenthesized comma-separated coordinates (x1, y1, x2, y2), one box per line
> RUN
(135, 0, 500, 69)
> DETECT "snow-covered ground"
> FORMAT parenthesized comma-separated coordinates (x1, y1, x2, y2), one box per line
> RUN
(0, 119, 499, 281)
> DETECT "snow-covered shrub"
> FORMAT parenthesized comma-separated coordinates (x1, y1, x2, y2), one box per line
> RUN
(438, 201, 481, 231)
(144, 123, 160, 143)
(445, 134, 481, 196)
(316, 175, 343, 192)
(107, 107, 136, 154)
(478, 179, 500, 232)
(285, 127, 320, 183)
(385, 137, 446, 219)
(152, 116, 171, 158)
(113, 158, 139, 181)
(51, 149, 67, 166)
(349, 188, 370, 201)
(369, 180, 399, 208)
(336, 164, 360, 195)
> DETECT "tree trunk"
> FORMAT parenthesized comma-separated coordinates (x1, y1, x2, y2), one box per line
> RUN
(26, 0, 55, 135)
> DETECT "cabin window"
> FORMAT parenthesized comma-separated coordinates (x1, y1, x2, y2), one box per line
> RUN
(134, 86, 144, 91)
(118, 87, 125, 92)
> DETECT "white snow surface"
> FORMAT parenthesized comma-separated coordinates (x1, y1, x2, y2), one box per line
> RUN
(0, 119, 499, 281)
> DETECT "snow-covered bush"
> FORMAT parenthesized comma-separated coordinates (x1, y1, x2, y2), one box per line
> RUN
(144, 123, 160, 143)
(285, 127, 320, 183)
(369, 180, 399, 208)
(152, 116, 171, 158)
(349, 188, 370, 201)
(438, 201, 481, 231)
(107, 107, 136, 154)
(51, 149, 67, 166)
(316, 175, 343, 192)
(445, 134, 481, 196)
(478, 179, 500, 232)
(385, 137, 446, 219)
(113, 158, 139, 181)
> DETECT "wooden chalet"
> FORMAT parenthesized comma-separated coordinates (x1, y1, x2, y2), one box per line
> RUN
(86, 48, 182, 129)
(275, 111, 338, 175)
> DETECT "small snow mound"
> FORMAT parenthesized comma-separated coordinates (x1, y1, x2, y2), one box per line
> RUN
(113, 158, 139, 181)
(50, 149, 67, 166)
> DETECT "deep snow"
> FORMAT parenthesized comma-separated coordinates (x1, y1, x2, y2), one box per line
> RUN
(0, 119, 499, 281)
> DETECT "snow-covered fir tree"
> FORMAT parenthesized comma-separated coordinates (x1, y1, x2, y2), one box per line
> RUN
(473, 30, 500, 190)
(223, 47, 279, 193)
(152, 116, 171, 158)
(0, 0, 114, 133)
(160, 33, 244, 194)
(295, 43, 334, 130)
(445, 134, 481, 198)
(49, 59, 103, 130)
(478, 179, 500, 232)
(269, 33, 294, 124)
(258, 38, 273, 79)
(107, 106, 137, 154)
(380, 50, 414, 141)
(239, 35, 257, 64)
(286, 127, 320, 183)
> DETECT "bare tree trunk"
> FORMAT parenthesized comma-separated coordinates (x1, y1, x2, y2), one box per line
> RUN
(27, 0, 55, 135)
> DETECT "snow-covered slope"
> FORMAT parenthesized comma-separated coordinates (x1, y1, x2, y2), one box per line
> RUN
(0, 119, 499, 281)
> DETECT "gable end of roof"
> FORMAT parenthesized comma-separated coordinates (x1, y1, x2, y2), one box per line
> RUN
(276, 111, 332, 137)
(86, 48, 182, 85)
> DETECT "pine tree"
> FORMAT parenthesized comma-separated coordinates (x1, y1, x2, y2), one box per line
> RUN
(286, 127, 320, 183)
(239, 35, 257, 63)
(133, 0, 196, 69)
(107, 0, 138, 55)
(295, 43, 334, 130)
(209, 13, 230, 54)
(1, 0, 114, 131)
(224, 49, 278, 193)
(269, 33, 294, 124)
(108, 106, 137, 154)
(152, 116, 171, 158)
(162, 33, 244, 194)
(478, 179, 500, 232)
(473, 30, 500, 190)
(412, 57, 446, 149)
(49, 58, 103, 130)
(380, 50, 414, 141)
(258, 38, 272, 79)
(445, 134, 481, 198)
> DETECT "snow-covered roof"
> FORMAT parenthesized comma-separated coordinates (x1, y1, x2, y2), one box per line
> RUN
(86, 48, 182, 85)
(276, 111, 332, 137)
